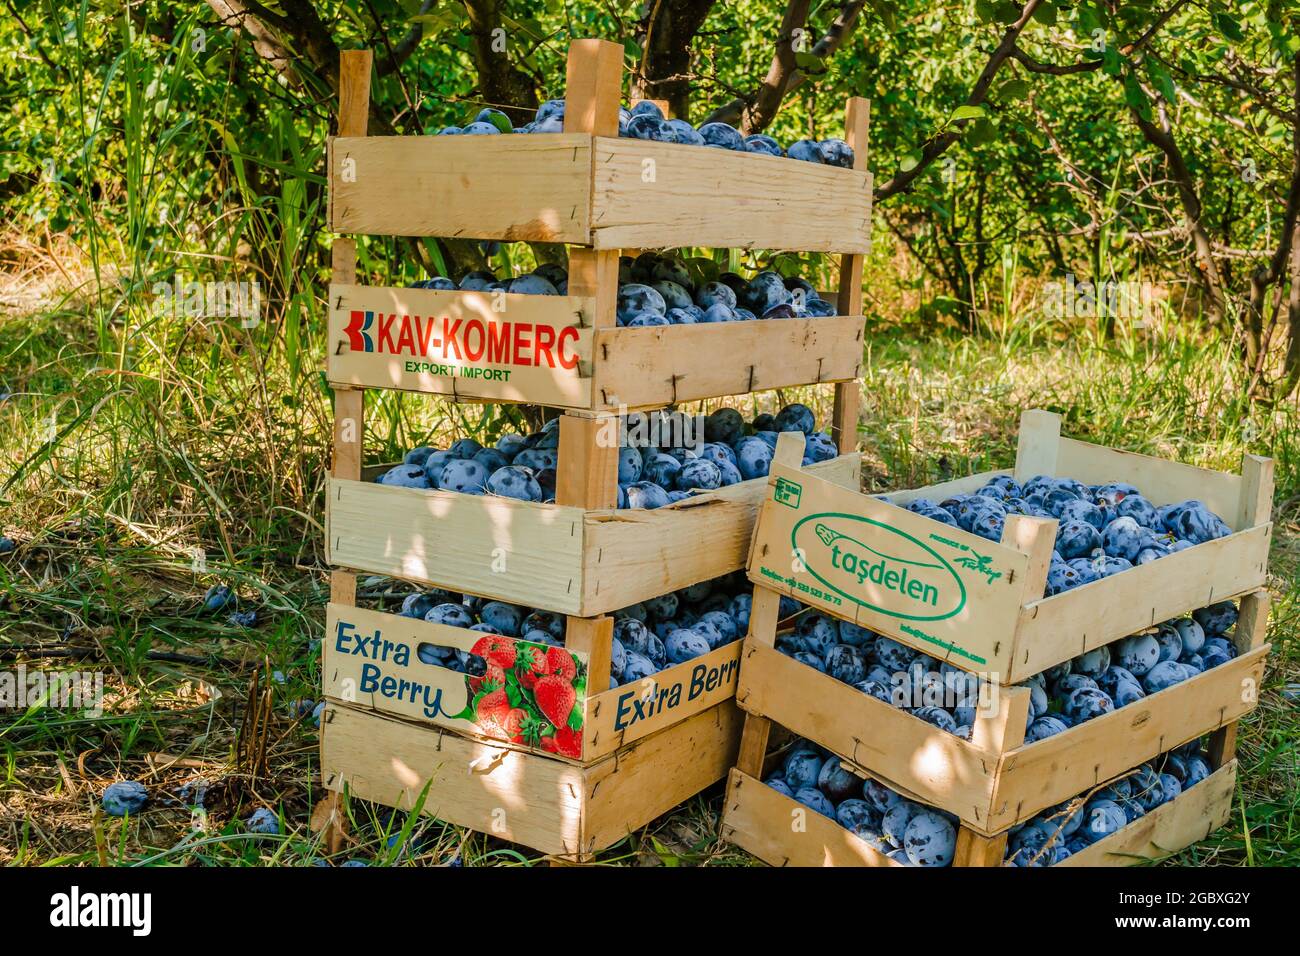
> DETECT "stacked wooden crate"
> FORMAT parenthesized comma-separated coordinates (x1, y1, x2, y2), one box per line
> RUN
(722, 411, 1272, 866)
(316, 39, 874, 861)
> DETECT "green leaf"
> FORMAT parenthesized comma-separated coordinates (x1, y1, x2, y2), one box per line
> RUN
(567, 707, 584, 732)
(794, 51, 827, 74)
(1031, 2, 1058, 25)
(975, 0, 998, 23)
(1214, 13, 1245, 41)
(1124, 74, 1152, 122)
(1146, 62, 1176, 102)
(997, 79, 1031, 101)
(995, 1, 1022, 24)
(899, 149, 924, 172)
(968, 118, 997, 145)
(950, 104, 987, 122)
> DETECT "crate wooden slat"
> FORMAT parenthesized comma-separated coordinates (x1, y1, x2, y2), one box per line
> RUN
(325, 282, 867, 410)
(734, 589, 1267, 835)
(328, 453, 861, 616)
(321, 698, 742, 860)
(746, 410, 1273, 683)
(328, 134, 873, 254)
(721, 760, 1237, 868)
(323, 602, 742, 763)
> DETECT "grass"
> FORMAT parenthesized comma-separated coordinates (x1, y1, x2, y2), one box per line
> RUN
(1, 267, 1297, 866)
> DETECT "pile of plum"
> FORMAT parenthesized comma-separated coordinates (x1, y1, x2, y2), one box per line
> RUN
(763, 738, 960, 867)
(1005, 740, 1215, 865)
(374, 403, 839, 507)
(435, 99, 854, 168)
(893, 474, 1233, 595)
(411, 251, 840, 325)
(776, 600, 1239, 743)
(763, 736, 1213, 867)
(392, 569, 752, 689)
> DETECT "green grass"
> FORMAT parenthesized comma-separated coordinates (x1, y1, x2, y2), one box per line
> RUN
(2, 286, 1297, 866)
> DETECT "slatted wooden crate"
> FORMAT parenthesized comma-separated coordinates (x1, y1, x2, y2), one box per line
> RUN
(733, 583, 1267, 836)
(321, 698, 743, 861)
(325, 38, 871, 410)
(322, 599, 743, 764)
(746, 409, 1273, 683)
(327, 450, 860, 617)
(721, 744, 1238, 868)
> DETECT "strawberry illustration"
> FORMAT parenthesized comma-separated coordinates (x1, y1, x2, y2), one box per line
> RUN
(545, 646, 577, 682)
(551, 725, 583, 759)
(534, 674, 577, 729)
(471, 635, 517, 670)
(474, 687, 510, 733)
(500, 707, 529, 741)
(518, 645, 549, 690)
(468, 662, 507, 695)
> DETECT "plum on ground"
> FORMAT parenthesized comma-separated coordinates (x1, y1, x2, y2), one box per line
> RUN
(102, 781, 148, 817)
(245, 808, 281, 835)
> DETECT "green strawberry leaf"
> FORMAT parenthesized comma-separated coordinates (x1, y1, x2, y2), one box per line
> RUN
(567, 706, 584, 732)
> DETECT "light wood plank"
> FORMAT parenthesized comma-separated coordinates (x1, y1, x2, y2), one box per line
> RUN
(590, 316, 864, 409)
(1054, 435, 1245, 527)
(1010, 525, 1271, 681)
(580, 454, 860, 614)
(1001, 513, 1056, 608)
(747, 463, 1031, 673)
(953, 828, 1008, 867)
(562, 39, 624, 138)
(326, 283, 595, 407)
(556, 413, 618, 509)
(1238, 453, 1274, 529)
(721, 768, 900, 867)
(584, 640, 742, 759)
(1012, 409, 1061, 480)
(337, 50, 372, 138)
(321, 703, 585, 856)
(590, 137, 873, 252)
(1058, 761, 1236, 866)
(328, 477, 588, 614)
(579, 701, 742, 857)
(329, 134, 593, 241)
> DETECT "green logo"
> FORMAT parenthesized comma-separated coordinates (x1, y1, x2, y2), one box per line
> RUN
(793, 513, 968, 622)
(774, 477, 802, 509)
(953, 550, 1002, 585)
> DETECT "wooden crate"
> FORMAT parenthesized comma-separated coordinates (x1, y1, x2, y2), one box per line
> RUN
(328, 451, 860, 617)
(325, 282, 866, 410)
(322, 601, 743, 763)
(746, 410, 1273, 683)
(320, 698, 743, 861)
(720, 755, 1237, 868)
(325, 38, 871, 410)
(734, 586, 1267, 835)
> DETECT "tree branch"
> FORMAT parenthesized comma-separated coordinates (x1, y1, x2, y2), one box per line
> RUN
(875, 0, 1043, 202)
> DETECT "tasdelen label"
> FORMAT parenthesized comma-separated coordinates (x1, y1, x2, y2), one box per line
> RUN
(792, 513, 967, 621)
